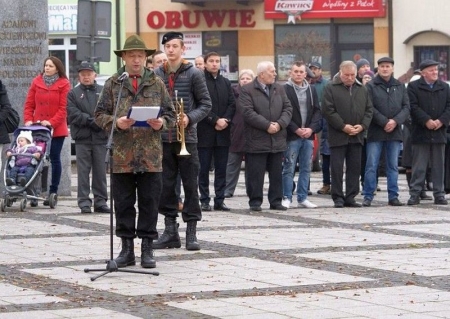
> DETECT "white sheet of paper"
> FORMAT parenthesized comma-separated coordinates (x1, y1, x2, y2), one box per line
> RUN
(127, 106, 161, 120)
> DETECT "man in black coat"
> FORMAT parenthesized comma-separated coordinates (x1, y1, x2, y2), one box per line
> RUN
(67, 62, 109, 214)
(362, 57, 410, 207)
(407, 59, 450, 206)
(197, 52, 235, 212)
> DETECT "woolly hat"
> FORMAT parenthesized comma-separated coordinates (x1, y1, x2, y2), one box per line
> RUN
(363, 70, 375, 78)
(356, 58, 370, 70)
(17, 130, 33, 145)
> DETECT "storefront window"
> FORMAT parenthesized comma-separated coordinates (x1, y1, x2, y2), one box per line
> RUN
(275, 25, 331, 81)
(202, 31, 238, 81)
(275, 23, 374, 80)
(49, 37, 78, 87)
(414, 46, 449, 81)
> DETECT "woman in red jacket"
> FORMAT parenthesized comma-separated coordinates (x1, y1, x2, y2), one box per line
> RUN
(23, 56, 70, 205)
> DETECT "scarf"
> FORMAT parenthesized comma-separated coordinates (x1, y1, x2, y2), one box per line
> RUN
(43, 73, 59, 87)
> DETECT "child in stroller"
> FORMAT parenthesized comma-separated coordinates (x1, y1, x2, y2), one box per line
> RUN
(1, 125, 53, 212)
(5, 130, 42, 186)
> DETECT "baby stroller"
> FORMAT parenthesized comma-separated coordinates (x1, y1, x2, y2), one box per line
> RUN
(1, 125, 55, 211)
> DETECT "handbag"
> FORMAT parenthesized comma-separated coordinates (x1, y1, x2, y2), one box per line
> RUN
(4, 107, 20, 133)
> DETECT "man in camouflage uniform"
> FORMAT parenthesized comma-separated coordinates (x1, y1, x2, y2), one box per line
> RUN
(95, 35, 175, 269)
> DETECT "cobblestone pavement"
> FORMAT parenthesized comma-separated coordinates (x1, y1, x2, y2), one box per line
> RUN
(1, 168, 450, 318)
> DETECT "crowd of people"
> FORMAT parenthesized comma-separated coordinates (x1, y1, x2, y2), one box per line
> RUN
(2, 31, 448, 270)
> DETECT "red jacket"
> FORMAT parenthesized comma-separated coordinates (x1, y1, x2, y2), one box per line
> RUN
(23, 75, 70, 137)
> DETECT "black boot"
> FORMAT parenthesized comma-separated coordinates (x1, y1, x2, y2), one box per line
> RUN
(186, 221, 200, 251)
(153, 217, 181, 249)
(114, 237, 135, 268)
(141, 238, 156, 268)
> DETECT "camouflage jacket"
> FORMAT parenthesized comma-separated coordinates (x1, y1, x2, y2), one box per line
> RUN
(95, 67, 175, 173)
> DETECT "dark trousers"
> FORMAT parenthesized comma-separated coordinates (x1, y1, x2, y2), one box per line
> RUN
(159, 142, 201, 222)
(75, 143, 108, 209)
(330, 143, 362, 204)
(410, 143, 445, 198)
(49, 137, 65, 194)
(113, 172, 161, 239)
(198, 146, 229, 205)
(245, 152, 283, 207)
(321, 154, 330, 185)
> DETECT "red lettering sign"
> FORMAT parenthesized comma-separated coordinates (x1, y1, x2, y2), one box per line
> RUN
(265, 0, 386, 19)
(146, 10, 256, 29)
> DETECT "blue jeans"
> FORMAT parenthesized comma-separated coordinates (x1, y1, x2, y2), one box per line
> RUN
(49, 137, 65, 194)
(282, 139, 313, 202)
(363, 140, 401, 201)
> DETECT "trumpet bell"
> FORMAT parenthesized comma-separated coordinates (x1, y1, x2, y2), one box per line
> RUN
(178, 144, 191, 157)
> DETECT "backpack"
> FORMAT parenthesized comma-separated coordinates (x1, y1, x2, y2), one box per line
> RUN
(4, 107, 20, 133)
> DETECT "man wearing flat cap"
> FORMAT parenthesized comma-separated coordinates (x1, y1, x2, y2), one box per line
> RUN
(153, 31, 212, 251)
(362, 57, 410, 207)
(95, 34, 176, 269)
(406, 59, 450, 206)
(68, 62, 109, 215)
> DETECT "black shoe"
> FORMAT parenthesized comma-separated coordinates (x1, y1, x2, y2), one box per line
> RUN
(43, 197, 50, 206)
(344, 201, 362, 208)
(114, 238, 136, 268)
(388, 198, 404, 206)
(5, 178, 15, 186)
(18, 177, 27, 187)
(30, 199, 38, 207)
(362, 199, 372, 207)
(334, 201, 344, 208)
(224, 193, 233, 198)
(308, 190, 312, 196)
(94, 205, 110, 213)
(250, 206, 262, 211)
(269, 204, 287, 211)
(153, 217, 181, 249)
(434, 197, 448, 205)
(407, 195, 420, 206)
(420, 191, 432, 200)
(214, 203, 231, 211)
(201, 203, 212, 211)
(81, 206, 92, 214)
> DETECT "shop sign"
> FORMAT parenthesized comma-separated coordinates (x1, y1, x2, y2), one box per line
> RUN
(48, 4, 78, 33)
(265, 0, 386, 22)
(147, 10, 256, 29)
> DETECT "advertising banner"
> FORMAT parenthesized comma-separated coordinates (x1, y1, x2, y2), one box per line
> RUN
(265, 0, 386, 23)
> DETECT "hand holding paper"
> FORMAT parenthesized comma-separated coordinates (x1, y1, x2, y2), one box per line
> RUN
(127, 106, 162, 127)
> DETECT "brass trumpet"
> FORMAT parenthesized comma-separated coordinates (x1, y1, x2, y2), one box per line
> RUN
(174, 90, 191, 156)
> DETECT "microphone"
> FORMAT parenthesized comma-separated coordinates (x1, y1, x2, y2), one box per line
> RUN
(117, 72, 129, 82)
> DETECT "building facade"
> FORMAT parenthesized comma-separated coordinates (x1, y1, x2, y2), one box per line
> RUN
(133, 0, 388, 80)
(392, 0, 450, 82)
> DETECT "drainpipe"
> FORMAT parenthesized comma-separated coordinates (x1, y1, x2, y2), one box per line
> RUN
(135, 0, 140, 35)
(116, 0, 122, 69)
(388, 0, 393, 57)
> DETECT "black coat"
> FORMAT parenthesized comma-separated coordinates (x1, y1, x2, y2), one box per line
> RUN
(284, 82, 322, 141)
(322, 77, 373, 147)
(197, 70, 236, 147)
(154, 61, 212, 144)
(0, 81, 12, 145)
(366, 75, 410, 142)
(407, 77, 450, 144)
(240, 79, 292, 153)
(67, 82, 107, 144)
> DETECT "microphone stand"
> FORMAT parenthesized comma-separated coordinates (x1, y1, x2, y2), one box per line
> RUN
(84, 76, 159, 281)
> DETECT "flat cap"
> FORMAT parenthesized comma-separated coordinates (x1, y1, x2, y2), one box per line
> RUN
(77, 61, 95, 72)
(419, 59, 439, 71)
(377, 57, 394, 65)
(309, 61, 322, 69)
(162, 32, 184, 45)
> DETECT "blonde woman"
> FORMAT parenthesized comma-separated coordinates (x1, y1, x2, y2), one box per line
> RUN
(224, 69, 255, 198)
